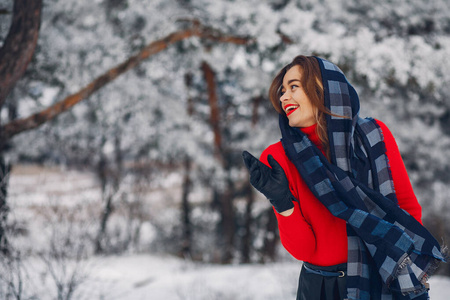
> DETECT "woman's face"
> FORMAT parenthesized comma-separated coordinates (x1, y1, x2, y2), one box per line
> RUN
(280, 65, 316, 128)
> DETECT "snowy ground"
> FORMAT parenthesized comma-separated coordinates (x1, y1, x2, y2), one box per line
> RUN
(6, 165, 450, 299)
(80, 254, 300, 299)
(6, 252, 450, 300)
(80, 254, 450, 300)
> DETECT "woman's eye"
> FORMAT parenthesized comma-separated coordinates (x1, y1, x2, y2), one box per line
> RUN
(280, 91, 285, 96)
(291, 85, 298, 90)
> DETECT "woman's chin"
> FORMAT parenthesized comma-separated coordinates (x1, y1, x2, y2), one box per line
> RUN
(288, 120, 300, 127)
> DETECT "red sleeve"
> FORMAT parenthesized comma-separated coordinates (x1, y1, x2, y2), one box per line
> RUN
(260, 145, 316, 260)
(376, 120, 423, 224)
(272, 203, 316, 260)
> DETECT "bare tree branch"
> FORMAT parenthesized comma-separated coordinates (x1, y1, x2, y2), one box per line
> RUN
(0, 21, 253, 142)
(0, 0, 42, 108)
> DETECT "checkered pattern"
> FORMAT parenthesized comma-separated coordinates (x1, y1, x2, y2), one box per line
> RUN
(278, 57, 445, 299)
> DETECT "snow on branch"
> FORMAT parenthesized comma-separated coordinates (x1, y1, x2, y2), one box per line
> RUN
(0, 20, 254, 143)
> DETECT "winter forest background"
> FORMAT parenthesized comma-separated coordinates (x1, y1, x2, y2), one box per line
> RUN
(0, 0, 450, 299)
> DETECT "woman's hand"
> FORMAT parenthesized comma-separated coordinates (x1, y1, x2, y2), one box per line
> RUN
(242, 151, 295, 213)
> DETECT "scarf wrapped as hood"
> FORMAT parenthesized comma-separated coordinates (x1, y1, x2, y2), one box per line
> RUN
(279, 57, 446, 300)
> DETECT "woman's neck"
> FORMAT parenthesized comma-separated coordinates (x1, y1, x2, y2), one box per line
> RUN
(299, 123, 322, 149)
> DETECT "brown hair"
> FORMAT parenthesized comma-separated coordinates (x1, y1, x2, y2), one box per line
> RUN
(269, 55, 331, 159)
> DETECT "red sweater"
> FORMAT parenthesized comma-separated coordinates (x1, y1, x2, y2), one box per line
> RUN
(260, 120, 422, 266)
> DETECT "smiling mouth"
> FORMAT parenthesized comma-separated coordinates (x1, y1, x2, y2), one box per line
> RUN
(285, 104, 299, 116)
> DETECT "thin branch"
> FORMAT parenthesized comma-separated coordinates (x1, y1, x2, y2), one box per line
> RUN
(0, 21, 253, 142)
(276, 29, 294, 44)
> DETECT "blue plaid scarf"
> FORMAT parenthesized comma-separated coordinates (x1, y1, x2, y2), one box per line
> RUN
(279, 57, 446, 299)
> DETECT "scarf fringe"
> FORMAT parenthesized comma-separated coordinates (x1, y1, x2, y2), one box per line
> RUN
(393, 243, 448, 296)
(425, 243, 449, 277)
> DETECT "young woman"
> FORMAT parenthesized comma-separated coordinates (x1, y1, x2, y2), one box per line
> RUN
(242, 55, 445, 300)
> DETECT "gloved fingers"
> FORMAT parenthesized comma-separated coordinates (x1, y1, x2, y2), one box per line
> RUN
(249, 169, 262, 187)
(242, 151, 267, 187)
(242, 150, 268, 173)
(267, 155, 285, 177)
(242, 150, 257, 170)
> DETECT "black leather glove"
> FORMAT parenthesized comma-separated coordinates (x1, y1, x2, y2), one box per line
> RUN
(242, 150, 295, 213)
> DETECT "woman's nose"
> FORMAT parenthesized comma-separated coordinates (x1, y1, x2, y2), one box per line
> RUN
(280, 91, 290, 102)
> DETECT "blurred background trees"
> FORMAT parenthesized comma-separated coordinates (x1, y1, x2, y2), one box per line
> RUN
(0, 0, 449, 279)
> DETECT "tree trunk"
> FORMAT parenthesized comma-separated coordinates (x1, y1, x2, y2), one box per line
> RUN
(0, 156, 10, 254)
(95, 191, 114, 254)
(201, 61, 223, 163)
(95, 133, 123, 254)
(0, 0, 42, 254)
(94, 141, 109, 254)
(0, 0, 42, 108)
(220, 179, 236, 264)
(184, 72, 195, 116)
(201, 61, 237, 263)
(241, 180, 254, 263)
(180, 156, 192, 258)
(251, 95, 263, 127)
(261, 208, 278, 262)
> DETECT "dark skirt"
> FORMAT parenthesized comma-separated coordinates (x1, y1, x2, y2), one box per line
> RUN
(296, 262, 347, 300)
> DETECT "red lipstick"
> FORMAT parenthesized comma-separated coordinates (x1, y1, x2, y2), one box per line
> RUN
(285, 104, 299, 117)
